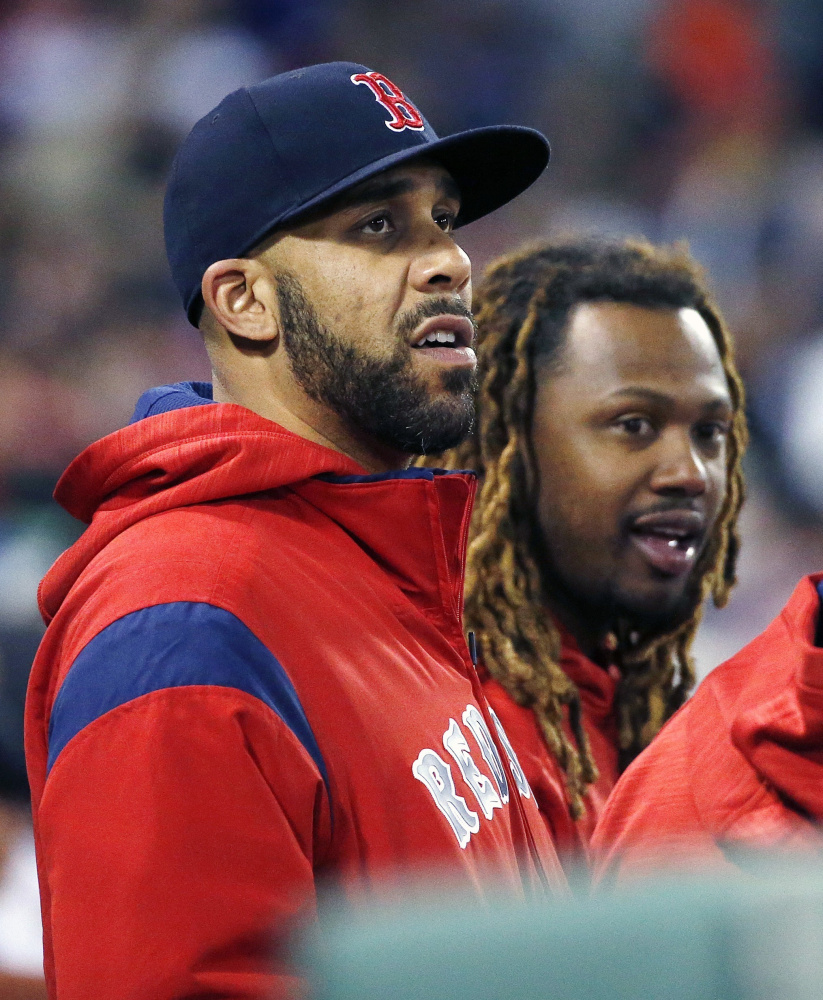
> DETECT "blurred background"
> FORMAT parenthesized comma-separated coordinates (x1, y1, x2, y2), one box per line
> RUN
(1, 0, 823, 882)
(1, 0, 823, 985)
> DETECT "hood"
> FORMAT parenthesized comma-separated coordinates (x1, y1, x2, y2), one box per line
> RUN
(727, 574, 823, 821)
(41, 383, 476, 633)
(556, 625, 617, 723)
(40, 383, 366, 623)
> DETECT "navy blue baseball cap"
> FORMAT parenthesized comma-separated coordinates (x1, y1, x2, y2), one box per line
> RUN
(164, 61, 550, 325)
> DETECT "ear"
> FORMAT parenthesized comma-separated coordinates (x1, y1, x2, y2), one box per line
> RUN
(201, 258, 279, 342)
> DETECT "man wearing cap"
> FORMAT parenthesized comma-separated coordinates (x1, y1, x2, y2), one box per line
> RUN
(25, 64, 561, 999)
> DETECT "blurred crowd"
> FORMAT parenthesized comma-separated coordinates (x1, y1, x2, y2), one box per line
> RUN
(2, 0, 823, 980)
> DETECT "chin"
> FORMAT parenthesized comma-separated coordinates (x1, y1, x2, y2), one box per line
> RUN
(615, 580, 698, 634)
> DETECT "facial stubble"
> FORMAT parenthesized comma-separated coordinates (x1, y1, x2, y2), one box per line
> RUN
(535, 517, 706, 642)
(277, 271, 477, 456)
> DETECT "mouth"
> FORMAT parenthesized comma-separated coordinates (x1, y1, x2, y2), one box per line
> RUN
(628, 509, 705, 577)
(410, 315, 477, 367)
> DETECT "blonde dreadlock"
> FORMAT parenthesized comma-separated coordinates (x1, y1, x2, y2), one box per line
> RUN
(420, 237, 747, 819)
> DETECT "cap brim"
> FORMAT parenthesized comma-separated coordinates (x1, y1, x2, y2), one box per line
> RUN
(425, 126, 551, 227)
(241, 124, 550, 250)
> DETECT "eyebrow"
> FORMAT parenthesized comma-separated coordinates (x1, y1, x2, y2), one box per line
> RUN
(334, 173, 461, 211)
(607, 386, 733, 410)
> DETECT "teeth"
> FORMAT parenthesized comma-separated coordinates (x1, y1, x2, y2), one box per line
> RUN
(417, 330, 457, 346)
(665, 538, 697, 559)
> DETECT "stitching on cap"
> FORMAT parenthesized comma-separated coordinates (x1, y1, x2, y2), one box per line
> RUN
(244, 86, 301, 240)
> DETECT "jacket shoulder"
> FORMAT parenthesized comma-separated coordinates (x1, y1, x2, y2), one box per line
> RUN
(74, 494, 309, 607)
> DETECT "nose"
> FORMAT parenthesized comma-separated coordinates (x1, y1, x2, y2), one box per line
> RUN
(649, 429, 708, 498)
(408, 227, 471, 296)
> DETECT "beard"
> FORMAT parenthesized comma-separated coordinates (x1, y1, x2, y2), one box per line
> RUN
(547, 567, 700, 636)
(277, 271, 477, 456)
(533, 527, 704, 640)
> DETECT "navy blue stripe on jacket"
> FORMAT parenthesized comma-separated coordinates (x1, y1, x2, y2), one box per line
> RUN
(47, 602, 330, 798)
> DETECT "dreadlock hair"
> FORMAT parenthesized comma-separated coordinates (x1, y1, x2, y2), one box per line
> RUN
(421, 236, 747, 819)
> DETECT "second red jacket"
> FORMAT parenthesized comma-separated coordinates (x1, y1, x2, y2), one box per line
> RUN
(592, 574, 823, 883)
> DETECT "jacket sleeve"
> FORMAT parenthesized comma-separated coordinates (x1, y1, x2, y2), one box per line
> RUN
(590, 681, 817, 886)
(731, 634, 823, 823)
(589, 701, 730, 886)
(36, 602, 331, 1000)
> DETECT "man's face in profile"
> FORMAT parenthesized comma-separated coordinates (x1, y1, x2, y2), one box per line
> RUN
(256, 161, 478, 456)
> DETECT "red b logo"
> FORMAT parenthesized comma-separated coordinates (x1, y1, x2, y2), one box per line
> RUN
(351, 72, 426, 132)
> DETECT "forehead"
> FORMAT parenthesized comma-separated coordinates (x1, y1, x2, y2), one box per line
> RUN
(318, 159, 459, 216)
(257, 159, 460, 255)
(557, 301, 728, 395)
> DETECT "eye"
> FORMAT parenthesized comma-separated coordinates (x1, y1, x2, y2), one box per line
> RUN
(694, 421, 730, 446)
(615, 415, 655, 437)
(359, 213, 394, 235)
(433, 210, 456, 232)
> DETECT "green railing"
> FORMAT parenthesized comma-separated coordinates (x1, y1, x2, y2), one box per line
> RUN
(297, 858, 823, 1000)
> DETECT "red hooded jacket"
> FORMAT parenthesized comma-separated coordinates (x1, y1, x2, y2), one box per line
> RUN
(480, 634, 620, 869)
(26, 385, 566, 1000)
(592, 574, 823, 883)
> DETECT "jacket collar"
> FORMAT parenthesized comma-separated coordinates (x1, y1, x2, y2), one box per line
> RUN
(296, 468, 475, 630)
(553, 622, 617, 718)
(41, 386, 476, 630)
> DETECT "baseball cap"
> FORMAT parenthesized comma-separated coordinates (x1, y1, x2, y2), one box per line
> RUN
(164, 61, 550, 325)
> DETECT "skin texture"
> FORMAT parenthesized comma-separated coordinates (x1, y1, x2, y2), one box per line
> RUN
(199, 161, 474, 473)
(531, 301, 733, 656)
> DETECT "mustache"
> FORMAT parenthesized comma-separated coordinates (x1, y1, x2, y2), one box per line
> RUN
(395, 297, 476, 342)
(621, 498, 704, 532)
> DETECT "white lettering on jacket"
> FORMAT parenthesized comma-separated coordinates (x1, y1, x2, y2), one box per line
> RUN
(412, 706, 532, 848)
(443, 719, 503, 820)
(412, 748, 480, 848)
(462, 704, 509, 804)
(489, 707, 531, 799)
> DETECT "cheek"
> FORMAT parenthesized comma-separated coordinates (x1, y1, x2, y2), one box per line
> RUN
(297, 257, 397, 338)
(536, 450, 622, 544)
(322, 290, 394, 349)
(539, 442, 627, 512)
(354, 290, 401, 339)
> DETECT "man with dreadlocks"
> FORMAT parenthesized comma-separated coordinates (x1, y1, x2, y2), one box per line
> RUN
(427, 236, 747, 869)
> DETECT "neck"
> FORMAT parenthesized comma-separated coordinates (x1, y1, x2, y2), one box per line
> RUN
(211, 373, 410, 474)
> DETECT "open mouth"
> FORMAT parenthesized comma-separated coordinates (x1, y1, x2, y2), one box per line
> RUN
(628, 510, 704, 576)
(410, 315, 476, 366)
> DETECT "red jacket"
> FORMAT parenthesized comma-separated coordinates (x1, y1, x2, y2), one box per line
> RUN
(480, 633, 620, 868)
(592, 574, 823, 883)
(26, 390, 566, 1000)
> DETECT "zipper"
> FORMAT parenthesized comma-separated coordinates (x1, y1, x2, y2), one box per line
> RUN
(432, 474, 560, 895)
(465, 630, 554, 898)
(454, 475, 477, 628)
